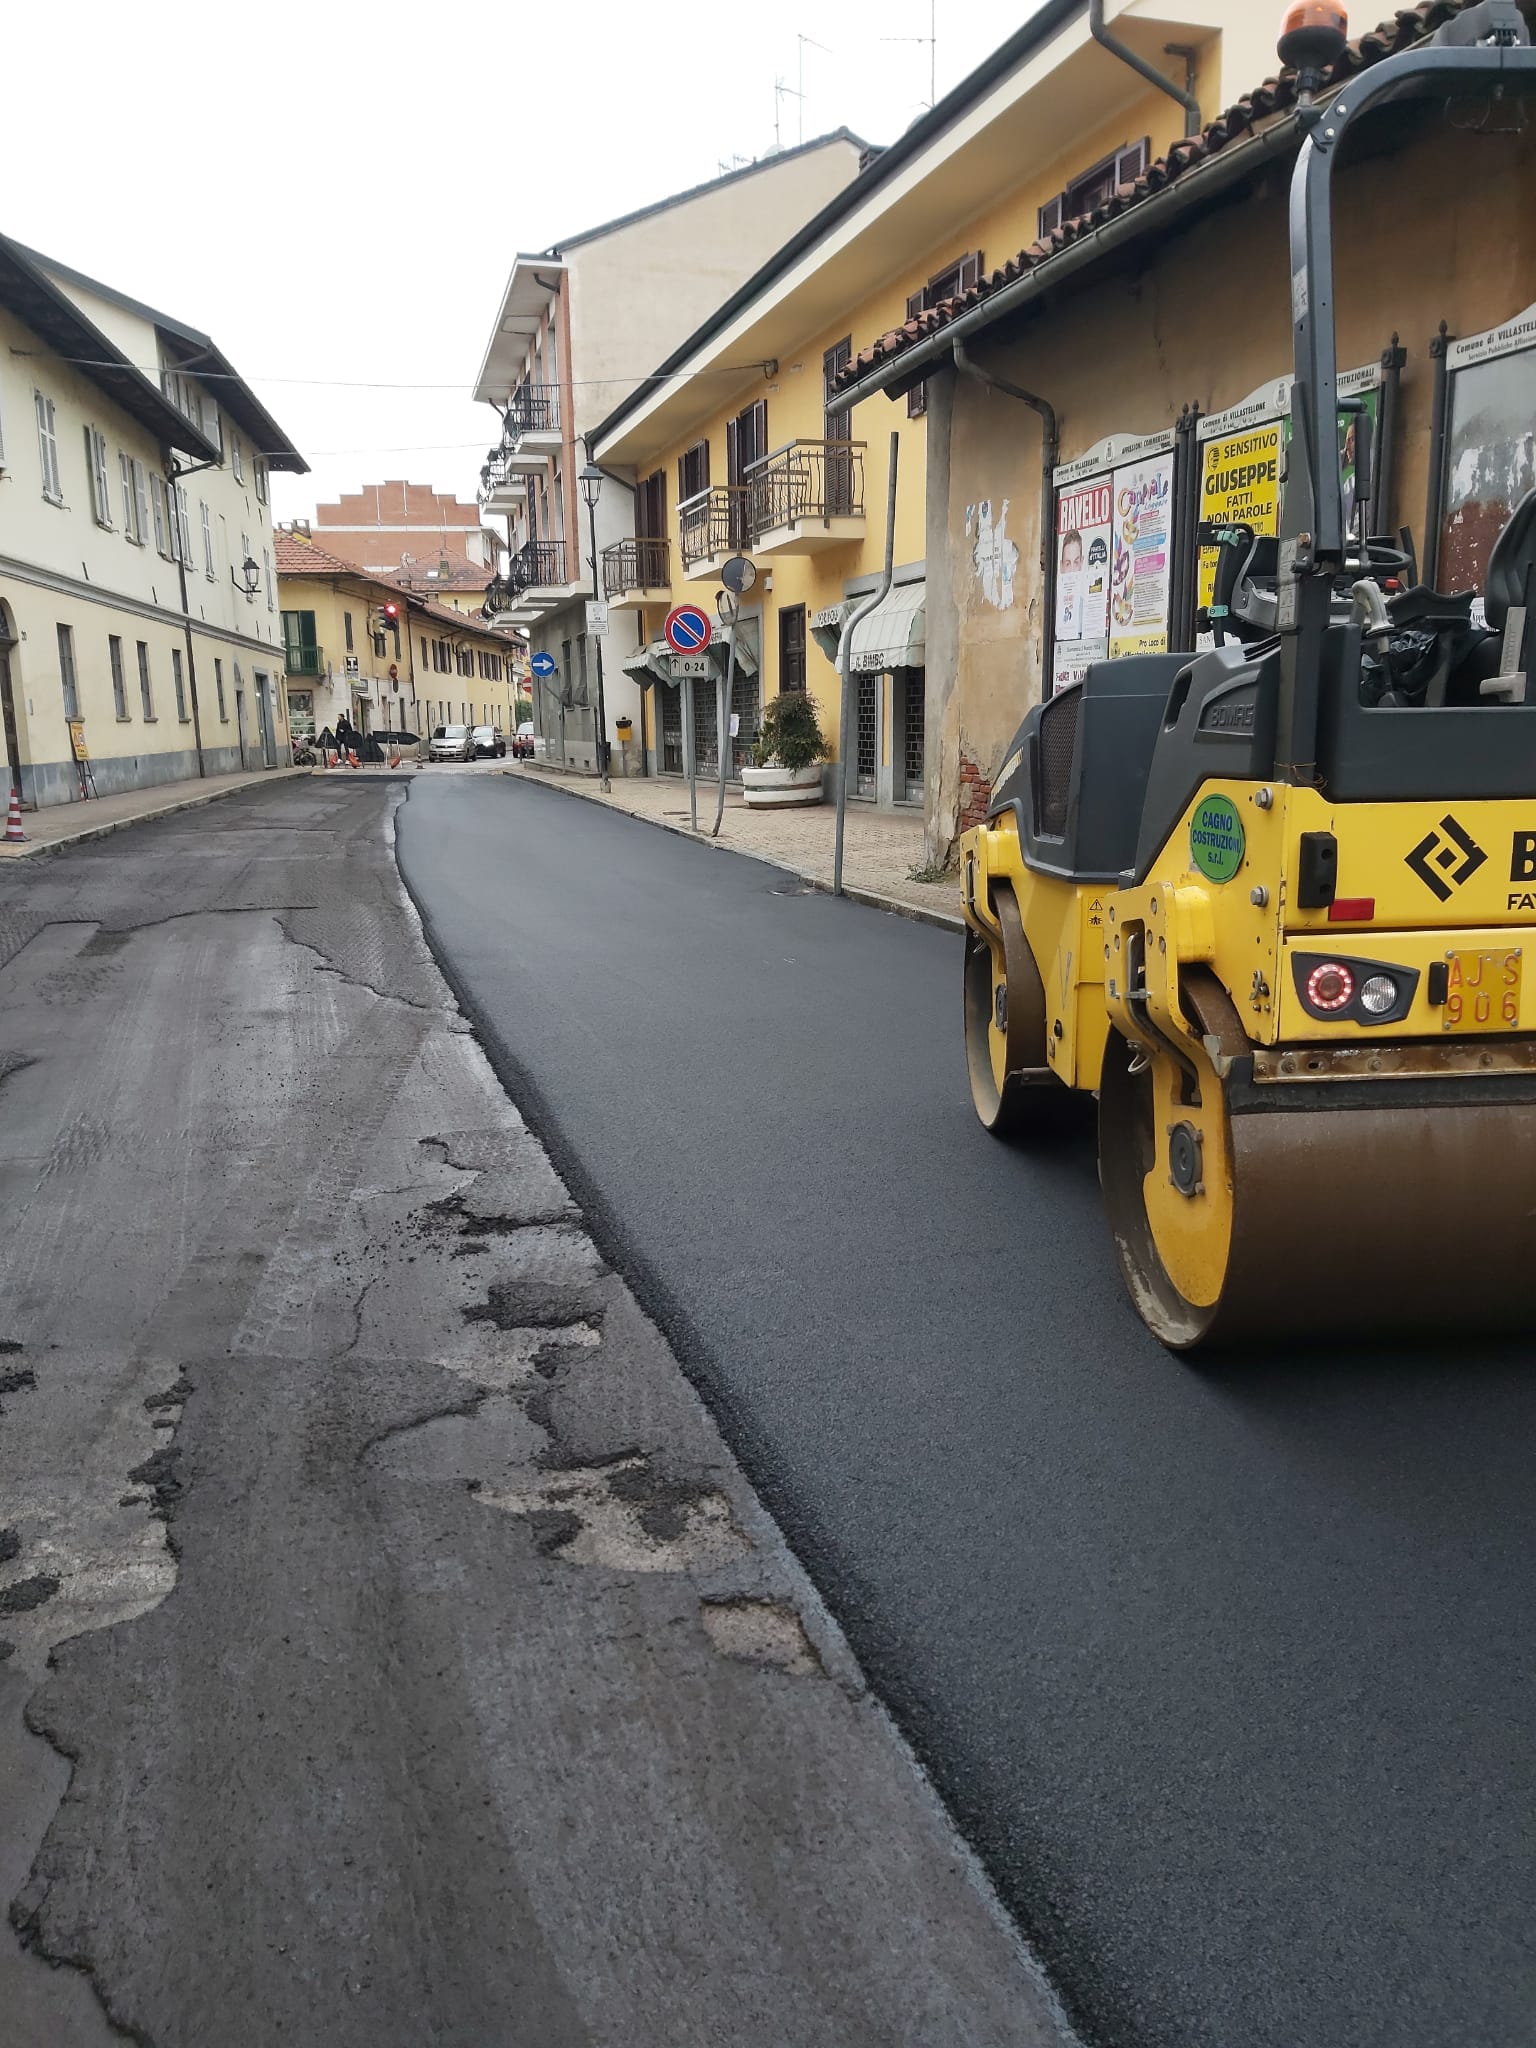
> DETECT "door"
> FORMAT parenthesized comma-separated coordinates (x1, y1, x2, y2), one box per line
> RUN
(897, 668, 925, 804)
(235, 688, 248, 769)
(728, 400, 766, 548)
(255, 674, 275, 766)
(660, 684, 683, 775)
(824, 339, 853, 517)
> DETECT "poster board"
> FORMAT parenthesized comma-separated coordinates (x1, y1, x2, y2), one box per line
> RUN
(1440, 301, 1536, 597)
(67, 719, 89, 761)
(1051, 430, 1176, 694)
(1195, 363, 1382, 635)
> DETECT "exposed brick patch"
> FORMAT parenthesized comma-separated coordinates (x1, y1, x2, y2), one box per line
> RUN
(958, 751, 992, 831)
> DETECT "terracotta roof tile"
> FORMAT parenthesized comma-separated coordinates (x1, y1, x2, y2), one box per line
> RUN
(835, 0, 1484, 394)
(273, 532, 360, 577)
(275, 530, 523, 644)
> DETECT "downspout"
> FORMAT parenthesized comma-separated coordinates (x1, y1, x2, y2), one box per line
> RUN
(1088, 0, 1202, 136)
(951, 338, 1060, 667)
(169, 454, 220, 779)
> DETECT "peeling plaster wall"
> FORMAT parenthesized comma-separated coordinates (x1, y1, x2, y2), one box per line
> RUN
(928, 108, 1536, 863)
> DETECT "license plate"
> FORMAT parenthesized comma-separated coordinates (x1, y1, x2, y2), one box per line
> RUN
(1442, 947, 1523, 1032)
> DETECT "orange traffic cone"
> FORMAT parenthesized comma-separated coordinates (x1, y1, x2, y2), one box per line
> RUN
(346, 749, 360, 769)
(388, 748, 402, 768)
(4, 788, 25, 843)
(326, 750, 340, 768)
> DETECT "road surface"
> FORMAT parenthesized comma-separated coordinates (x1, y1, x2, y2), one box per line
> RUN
(399, 769, 1536, 2048)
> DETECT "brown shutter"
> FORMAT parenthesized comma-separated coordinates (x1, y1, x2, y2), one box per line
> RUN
(906, 292, 927, 420)
(957, 251, 984, 294)
(1115, 139, 1151, 188)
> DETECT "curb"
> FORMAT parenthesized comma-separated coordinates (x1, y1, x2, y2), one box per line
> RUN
(0, 766, 310, 861)
(503, 766, 965, 935)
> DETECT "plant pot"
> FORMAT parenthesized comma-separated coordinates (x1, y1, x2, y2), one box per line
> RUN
(741, 763, 824, 809)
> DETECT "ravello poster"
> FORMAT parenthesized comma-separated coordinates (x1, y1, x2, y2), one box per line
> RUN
(1052, 432, 1176, 693)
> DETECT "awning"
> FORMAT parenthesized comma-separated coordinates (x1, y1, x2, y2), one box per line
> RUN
(849, 581, 925, 672)
(810, 601, 847, 664)
(620, 634, 758, 685)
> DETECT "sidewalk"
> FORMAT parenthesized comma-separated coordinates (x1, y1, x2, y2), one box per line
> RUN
(509, 763, 963, 928)
(0, 765, 309, 860)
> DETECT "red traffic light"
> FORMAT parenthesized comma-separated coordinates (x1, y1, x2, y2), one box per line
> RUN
(382, 601, 399, 621)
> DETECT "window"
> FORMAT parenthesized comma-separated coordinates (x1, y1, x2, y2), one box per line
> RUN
(177, 485, 193, 564)
(905, 252, 984, 418)
(264, 549, 274, 610)
(35, 394, 61, 502)
(85, 427, 113, 526)
(172, 647, 189, 722)
(374, 632, 387, 660)
(231, 433, 244, 483)
(214, 657, 227, 722)
(132, 459, 151, 545)
(726, 402, 766, 546)
(201, 501, 215, 579)
(1038, 140, 1149, 238)
(419, 637, 427, 666)
(110, 635, 128, 719)
(57, 624, 79, 719)
(137, 641, 154, 719)
(678, 440, 710, 504)
(254, 456, 268, 505)
(637, 468, 667, 539)
(240, 532, 252, 599)
(344, 611, 354, 652)
(779, 604, 807, 692)
(152, 475, 171, 557)
(120, 451, 136, 536)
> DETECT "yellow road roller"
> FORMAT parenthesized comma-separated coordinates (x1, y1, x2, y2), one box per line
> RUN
(961, 1, 1536, 1347)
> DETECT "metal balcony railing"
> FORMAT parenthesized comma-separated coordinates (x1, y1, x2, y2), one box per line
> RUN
(602, 536, 671, 596)
(679, 485, 751, 566)
(508, 538, 568, 595)
(283, 642, 323, 677)
(745, 439, 866, 532)
(505, 382, 561, 441)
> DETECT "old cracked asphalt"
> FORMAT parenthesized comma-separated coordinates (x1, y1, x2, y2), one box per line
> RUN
(397, 769, 1536, 2048)
(0, 773, 1067, 2048)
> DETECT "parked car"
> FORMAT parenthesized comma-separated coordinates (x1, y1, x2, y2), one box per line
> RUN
(429, 724, 474, 762)
(511, 722, 536, 761)
(471, 724, 506, 759)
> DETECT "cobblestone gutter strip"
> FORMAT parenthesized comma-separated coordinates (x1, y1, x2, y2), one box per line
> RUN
(505, 766, 965, 934)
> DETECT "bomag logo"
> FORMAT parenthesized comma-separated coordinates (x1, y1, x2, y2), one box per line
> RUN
(1405, 815, 1487, 902)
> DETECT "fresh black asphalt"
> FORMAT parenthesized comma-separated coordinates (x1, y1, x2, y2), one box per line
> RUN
(399, 772, 1536, 2048)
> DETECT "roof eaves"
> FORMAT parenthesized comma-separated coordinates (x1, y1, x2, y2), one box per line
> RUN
(590, 0, 1086, 450)
(831, 0, 1485, 404)
(549, 127, 872, 255)
(0, 235, 222, 463)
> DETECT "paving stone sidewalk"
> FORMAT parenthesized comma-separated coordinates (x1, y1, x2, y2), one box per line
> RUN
(509, 763, 962, 927)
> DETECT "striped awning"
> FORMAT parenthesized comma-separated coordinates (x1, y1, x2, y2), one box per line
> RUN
(849, 581, 925, 672)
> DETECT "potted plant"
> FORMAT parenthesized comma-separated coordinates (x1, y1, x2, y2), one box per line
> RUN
(742, 692, 828, 809)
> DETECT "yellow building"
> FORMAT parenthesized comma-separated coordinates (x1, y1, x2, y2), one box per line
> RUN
(593, 0, 1269, 808)
(275, 527, 522, 743)
(0, 233, 306, 806)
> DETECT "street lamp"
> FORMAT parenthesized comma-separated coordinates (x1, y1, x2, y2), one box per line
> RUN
(578, 452, 611, 791)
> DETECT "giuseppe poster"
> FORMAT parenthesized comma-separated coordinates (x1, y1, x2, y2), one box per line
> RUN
(1197, 422, 1283, 612)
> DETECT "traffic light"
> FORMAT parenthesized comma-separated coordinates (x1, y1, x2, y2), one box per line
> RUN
(373, 601, 400, 637)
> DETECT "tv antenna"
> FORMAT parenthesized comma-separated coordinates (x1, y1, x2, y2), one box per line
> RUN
(882, 0, 936, 110)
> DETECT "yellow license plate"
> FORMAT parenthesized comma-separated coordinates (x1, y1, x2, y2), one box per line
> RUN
(1442, 947, 1523, 1032)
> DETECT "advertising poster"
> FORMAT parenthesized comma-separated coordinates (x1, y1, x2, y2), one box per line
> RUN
(1052, 477, 1112, 693)
(1109, 451, 1175, 658)
(1440, 303, 1536, 594)
(1197, 421, 1283, 613)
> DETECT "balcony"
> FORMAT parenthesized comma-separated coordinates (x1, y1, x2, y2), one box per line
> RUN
(283, 642, 323, 677)
(478, 448, 528, 514)
(678, 486, 751, 581)
(602, 536, 671, 608)
(746, 439, 866, 554)
(508, 538, 572, 609)
(505, 382, 562, 449)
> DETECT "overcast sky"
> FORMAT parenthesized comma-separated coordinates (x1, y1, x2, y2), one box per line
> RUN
(4, 0, 1041, 524)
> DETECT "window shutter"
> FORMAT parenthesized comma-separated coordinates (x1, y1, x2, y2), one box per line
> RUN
(906, 292, 928, 419)
(957, 251, 984, 294)
(1039, 194, 1065, 238)
(726, 415, 740, 488)
(1115, 139, 1150, 188)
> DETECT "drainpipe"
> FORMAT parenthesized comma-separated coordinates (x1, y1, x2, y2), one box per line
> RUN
(1088, 0, 1202, 137)
(951, 339, 1060, 671)
(169, 453, 220, 779)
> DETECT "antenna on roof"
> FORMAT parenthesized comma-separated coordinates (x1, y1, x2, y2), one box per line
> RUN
(773, 75, 801, 151)
(882, 0, 937, 109)
(797, 34, 831, 145)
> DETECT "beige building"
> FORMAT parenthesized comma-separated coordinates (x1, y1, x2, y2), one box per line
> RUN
(0, 234, 306, 806)
(473, 130, 869, 772)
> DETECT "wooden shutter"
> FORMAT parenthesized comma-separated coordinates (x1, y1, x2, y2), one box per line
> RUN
(726, 414, 741, 487)
(1039, 194, 1065, 238)
(1115, 139, 1151, 189)
(906, 292, 927, 419)
(957, 251, 984, 294)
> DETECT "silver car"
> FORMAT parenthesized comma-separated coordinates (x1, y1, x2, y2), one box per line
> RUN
(429, 724, 473, 762)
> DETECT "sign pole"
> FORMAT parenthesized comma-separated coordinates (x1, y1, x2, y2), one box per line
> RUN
(683, 672, 698, 830)
(834, 432, 899, 897)
(712, 586, 741, 838)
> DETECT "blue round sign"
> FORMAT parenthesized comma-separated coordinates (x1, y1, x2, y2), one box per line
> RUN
(665, 604, 711, 653)
(530, 651, 556, 677)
